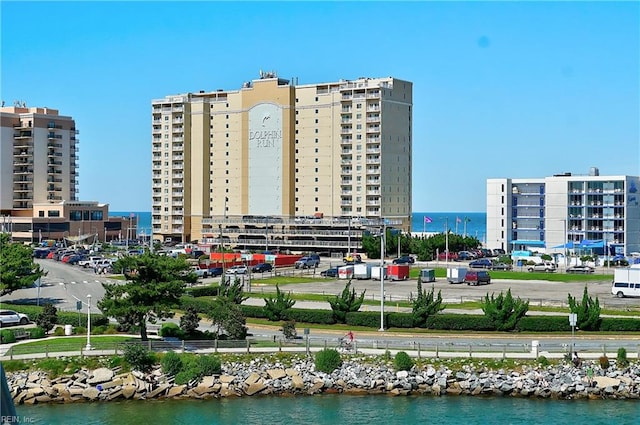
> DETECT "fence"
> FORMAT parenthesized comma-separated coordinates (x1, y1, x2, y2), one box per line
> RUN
(3, 336, 639, 362)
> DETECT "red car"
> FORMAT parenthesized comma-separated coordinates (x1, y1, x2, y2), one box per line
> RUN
(438, 251, 458, 261)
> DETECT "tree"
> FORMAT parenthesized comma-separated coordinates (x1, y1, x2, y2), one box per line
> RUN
(0, 233, 46, 296)
(411, 278, 445, 327)
(179, 306, 201, 337)
(35, 303, 58, 334)
(481, 288, 529, 331)
(568, 286, 601, 331)
(328, 280, 365, 323)
(98, 254, 190, 340)
(207, 299, 247, 340)
(219, 276, 247, 305)
(264, 284, 296, 321)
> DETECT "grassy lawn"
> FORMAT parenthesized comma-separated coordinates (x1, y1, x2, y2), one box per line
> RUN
(407, 267, 612, 282)
(8, 335, 137, 355)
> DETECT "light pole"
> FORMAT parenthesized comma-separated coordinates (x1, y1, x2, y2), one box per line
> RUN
(85, 294, 92, 351)
(379, 219, 386, 332)
(219, 224, 225, 280)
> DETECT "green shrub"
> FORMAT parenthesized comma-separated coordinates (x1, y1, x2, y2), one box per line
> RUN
(537, 356, 550, 366)
(382, 350, 392, 361)
(29, 327, 46, 339)
(284, 308, 336, 325)
(185, 285, 220, 298)
(387, 313, 414, 329)
(240, 304, 269, 319)
(599, 355, 610, 369)
(394, 351, 414, 371)
(35, 303, 58, 334)
(174, 369, 197, 385)
(122, 343, 156, 372)
(180, 296, 216, 314)
(160, 322, 184, 339)
(57, 312, 109, 328)
(161, 351, 183, 376)
(599, 318, 640, 332)
(617, 347, 629, 367)
(426, 314, 495, 331)
(104, 325, 120, 335)
(173, 354, 221, 385)
(281, 320, 297, 340)
(74, 326, 86, 335)
(53, 327, 65, 336)
(516, 316, 571, 332)
(196, 355, 221, 376)
(93, 326, 107, 335)
(1, 329, 16, 344)
(315, 348, 342, 373)
(345, 311, 384, 328)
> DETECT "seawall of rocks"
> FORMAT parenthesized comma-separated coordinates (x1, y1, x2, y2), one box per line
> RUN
(7, 357, 640, 405)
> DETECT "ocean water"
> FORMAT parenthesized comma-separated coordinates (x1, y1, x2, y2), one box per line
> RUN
(16, 395, 638, 425)
(109, 211, 152, 237)
(109, 212, 488, 241)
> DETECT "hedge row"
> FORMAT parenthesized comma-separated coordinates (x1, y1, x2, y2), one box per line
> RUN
(1, 303, 108, 328)
(516, 316, 571, 332)
(185, 285, 220, 298)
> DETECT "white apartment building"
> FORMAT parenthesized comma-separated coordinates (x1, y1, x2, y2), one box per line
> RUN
(1, 106, 78, 210)
(487, 168, 640, 256)
(151, 73, 412, 251)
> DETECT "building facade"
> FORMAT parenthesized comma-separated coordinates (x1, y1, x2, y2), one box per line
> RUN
(0, 106, 79, 211)
(487, 169, 640, 256)
(151, 73, 412, 251)
(1, 105, 131, 244)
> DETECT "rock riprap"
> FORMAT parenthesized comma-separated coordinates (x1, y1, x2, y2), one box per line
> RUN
(7, 357, 640, 404)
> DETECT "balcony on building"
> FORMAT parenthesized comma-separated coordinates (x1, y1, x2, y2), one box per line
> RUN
(14, 131, 32, 139)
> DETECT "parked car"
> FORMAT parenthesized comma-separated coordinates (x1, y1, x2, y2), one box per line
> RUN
(457, 251, 477, 261)
(527, 262, 557, 273)
(252, 263, 273, 273)
(320, 267, 339, 278)
(33, 248, 52, 259)
(208, 267, 224, 277)
(490, 262, 513, 271)
(438, 251, 458, 261)
(295, 256, 320, 269)
(566, 265, 595, 274)
(0, 310, 30, 327)
(469, 258, 492, 268)
(464, 270, 491, 286)
(226, 265, 248, 275)
(393, 256, 415, 265)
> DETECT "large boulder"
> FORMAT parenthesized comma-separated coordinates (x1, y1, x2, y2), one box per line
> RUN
(87, 368, 114, 385)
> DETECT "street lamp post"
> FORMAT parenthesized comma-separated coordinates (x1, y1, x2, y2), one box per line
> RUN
(85, 294, 92, 351)
(219, 224, 225, 279)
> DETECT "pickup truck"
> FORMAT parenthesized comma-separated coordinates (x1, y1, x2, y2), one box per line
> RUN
(295, 256, 320, 269)
(78, 256, 104, 268)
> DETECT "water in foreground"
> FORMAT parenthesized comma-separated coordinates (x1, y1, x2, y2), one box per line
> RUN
(17, 395, 638, 425)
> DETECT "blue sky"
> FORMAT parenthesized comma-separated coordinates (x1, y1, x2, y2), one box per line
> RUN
(2, 1, 638, 213)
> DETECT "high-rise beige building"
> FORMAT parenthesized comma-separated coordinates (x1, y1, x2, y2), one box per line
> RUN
(0, 106, 79, 210)
(151, 73, 412, 251)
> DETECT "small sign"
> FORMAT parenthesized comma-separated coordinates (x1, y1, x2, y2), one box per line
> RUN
(304, 328, 310, 335)
(76, 301, 82, 311)
(569, 313, 577, 326)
